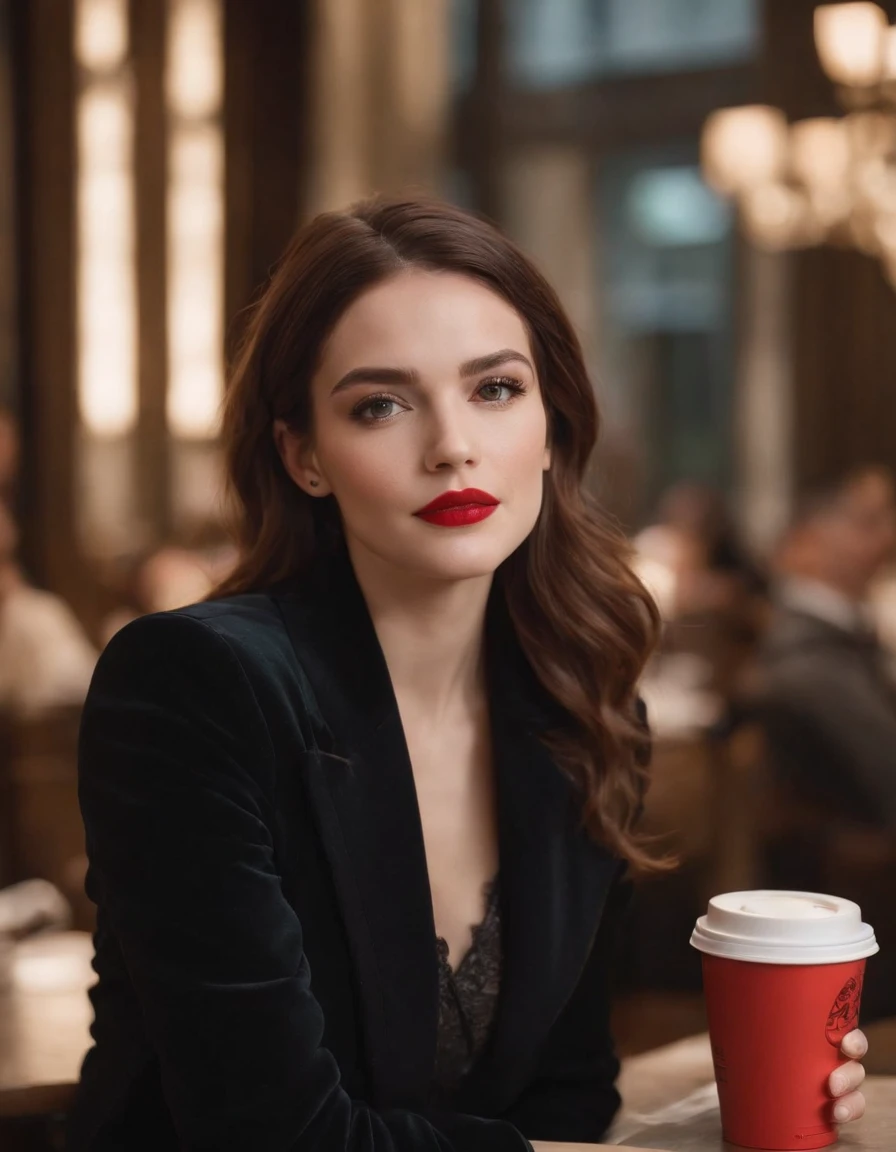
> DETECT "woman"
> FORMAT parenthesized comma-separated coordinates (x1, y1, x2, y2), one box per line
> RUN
(69, 198, 868, 1151)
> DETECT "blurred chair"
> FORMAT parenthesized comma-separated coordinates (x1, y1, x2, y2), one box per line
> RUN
(614, 712, 770, 1043)
(704, 716, 767, 895)
(620, 733, 721, 1000)
(642, 721, 768, 899)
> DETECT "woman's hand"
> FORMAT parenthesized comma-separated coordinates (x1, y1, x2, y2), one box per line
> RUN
(830, 1028, 867, 1125)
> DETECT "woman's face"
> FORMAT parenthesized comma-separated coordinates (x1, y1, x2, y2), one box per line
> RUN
(277, 269, 550, 584)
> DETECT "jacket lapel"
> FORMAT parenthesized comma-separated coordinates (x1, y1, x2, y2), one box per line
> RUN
(455, 597, 620, 1114)
(275, 555, 439, 1110)
(275, 553, 619, 1114)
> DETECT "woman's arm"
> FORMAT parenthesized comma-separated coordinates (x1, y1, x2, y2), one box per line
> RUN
(79, 612, 527, 1152)
(497, 869, 631, 1144)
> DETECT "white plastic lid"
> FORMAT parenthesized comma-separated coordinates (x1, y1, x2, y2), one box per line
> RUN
(690, 890, 879, 965)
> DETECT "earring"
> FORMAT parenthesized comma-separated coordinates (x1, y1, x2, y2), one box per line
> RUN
(309, 479, 319, 488)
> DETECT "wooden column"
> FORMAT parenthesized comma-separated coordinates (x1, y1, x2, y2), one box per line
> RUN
(132, 0, 170, 541)
(369, 0, 451, 194)
(733, 245, 794, 553)
(502, 145, 597, 368)
(306, 0, 452, 215)
(455, 0, 505, 220)
(224, 0, 309, 342)
(10, 0, 86, 614)
(0, 0, 15, 413)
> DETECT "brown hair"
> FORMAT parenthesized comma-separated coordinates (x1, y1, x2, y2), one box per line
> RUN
(215, 197, 662, 870)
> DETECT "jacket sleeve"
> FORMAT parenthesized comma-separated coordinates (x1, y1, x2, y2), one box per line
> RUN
(78, 613, 529, 1152)
(497, 867, 631, 1143)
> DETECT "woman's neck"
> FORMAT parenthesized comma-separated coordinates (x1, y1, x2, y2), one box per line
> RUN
(347, 544, 493, 724)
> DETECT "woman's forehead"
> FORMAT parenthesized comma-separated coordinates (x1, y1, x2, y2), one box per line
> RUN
(318, 270, 533, 377)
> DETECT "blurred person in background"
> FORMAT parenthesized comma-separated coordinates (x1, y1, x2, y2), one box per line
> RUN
(99, 539, 237, 645)
(634, 482, 768, 731)
(0, 497, 97, 715)
(635, 481, 767, 621)
(760, 466, 896, 831)
(644, 481, 764, 612)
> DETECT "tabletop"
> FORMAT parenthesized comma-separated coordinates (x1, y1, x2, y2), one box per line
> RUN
(0, 930, 92, 1118)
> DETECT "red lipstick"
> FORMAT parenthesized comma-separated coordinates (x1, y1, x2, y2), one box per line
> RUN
(414, 488, 499, 527)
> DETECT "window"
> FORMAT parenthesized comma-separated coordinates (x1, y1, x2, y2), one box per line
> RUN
(508, 0, 758, 88)
(599, 150, 735, 508)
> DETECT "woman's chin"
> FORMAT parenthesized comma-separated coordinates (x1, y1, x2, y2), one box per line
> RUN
(358, 537, 511, 585)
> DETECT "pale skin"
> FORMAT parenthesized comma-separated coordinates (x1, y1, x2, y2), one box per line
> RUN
(275, 268, 868, 1143)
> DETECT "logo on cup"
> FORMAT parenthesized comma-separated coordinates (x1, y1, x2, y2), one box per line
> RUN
(825, 975, 863, 1046)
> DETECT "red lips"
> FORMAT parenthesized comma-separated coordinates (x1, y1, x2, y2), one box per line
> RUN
(414, 488, 500, 527)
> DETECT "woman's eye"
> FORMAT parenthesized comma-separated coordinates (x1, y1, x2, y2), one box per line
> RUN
(352, 396, 402, 422)
(477, 378, 526, 404)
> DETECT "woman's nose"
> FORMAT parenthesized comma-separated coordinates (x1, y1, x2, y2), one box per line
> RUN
(422, 409, 479, 473)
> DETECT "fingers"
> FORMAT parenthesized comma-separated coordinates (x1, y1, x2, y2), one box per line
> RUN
(829, 1060, 866, 1098)
(832, 1089, 866, 1124)
(840, 1029, 868, 1059)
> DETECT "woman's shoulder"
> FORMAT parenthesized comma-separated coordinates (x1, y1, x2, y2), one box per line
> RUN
(99, 591, 301, 691)
(88, 591, 326, 753)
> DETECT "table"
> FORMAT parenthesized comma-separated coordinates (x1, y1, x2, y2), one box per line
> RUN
(0, 931, 92, 1119)
(610, 1034, 896, 1151)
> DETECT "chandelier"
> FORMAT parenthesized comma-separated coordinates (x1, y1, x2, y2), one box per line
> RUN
(701, 2, 896, 289)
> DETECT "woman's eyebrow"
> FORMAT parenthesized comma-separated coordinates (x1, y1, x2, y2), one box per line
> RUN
(330, 366, 419, 394)
(330, 348, 533, 395)
(459, 349, 533, 377)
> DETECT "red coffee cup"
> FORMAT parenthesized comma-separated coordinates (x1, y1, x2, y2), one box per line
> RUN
(691, 891, 879, 1150)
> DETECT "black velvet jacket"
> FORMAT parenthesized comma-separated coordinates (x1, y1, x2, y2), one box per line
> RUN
(68, 553, 630, 1152)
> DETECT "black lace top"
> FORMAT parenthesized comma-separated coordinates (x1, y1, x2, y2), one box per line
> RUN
(432, 877, 503, 1100)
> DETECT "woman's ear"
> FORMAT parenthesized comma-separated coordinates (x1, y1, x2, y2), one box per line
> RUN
(273, 419, 331, 496)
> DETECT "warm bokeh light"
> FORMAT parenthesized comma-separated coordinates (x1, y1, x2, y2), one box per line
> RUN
(165, 0, 223, 119)
(740, 182, 810, 250)
(165, 0, 224, 440)
(790, 118, 850, 191)
(701, 105, 789, 197)
(813, 2, 887, 88)
(702, 29, 896, 267)
(789, 117, 852, 228)
(74, 0, 128, 73)
(166, 127, 224, 438)
(75, 0, 137, 438)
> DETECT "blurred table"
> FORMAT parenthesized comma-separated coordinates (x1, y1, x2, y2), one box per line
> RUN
(0, 930, 92, 1119)
(611, 1031, 896, 1150)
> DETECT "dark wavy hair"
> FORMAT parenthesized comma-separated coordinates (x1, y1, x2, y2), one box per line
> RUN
(214, 196, 662, 870)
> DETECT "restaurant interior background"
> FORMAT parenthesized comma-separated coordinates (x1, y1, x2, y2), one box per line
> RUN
(3, 0, 896, 1139)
